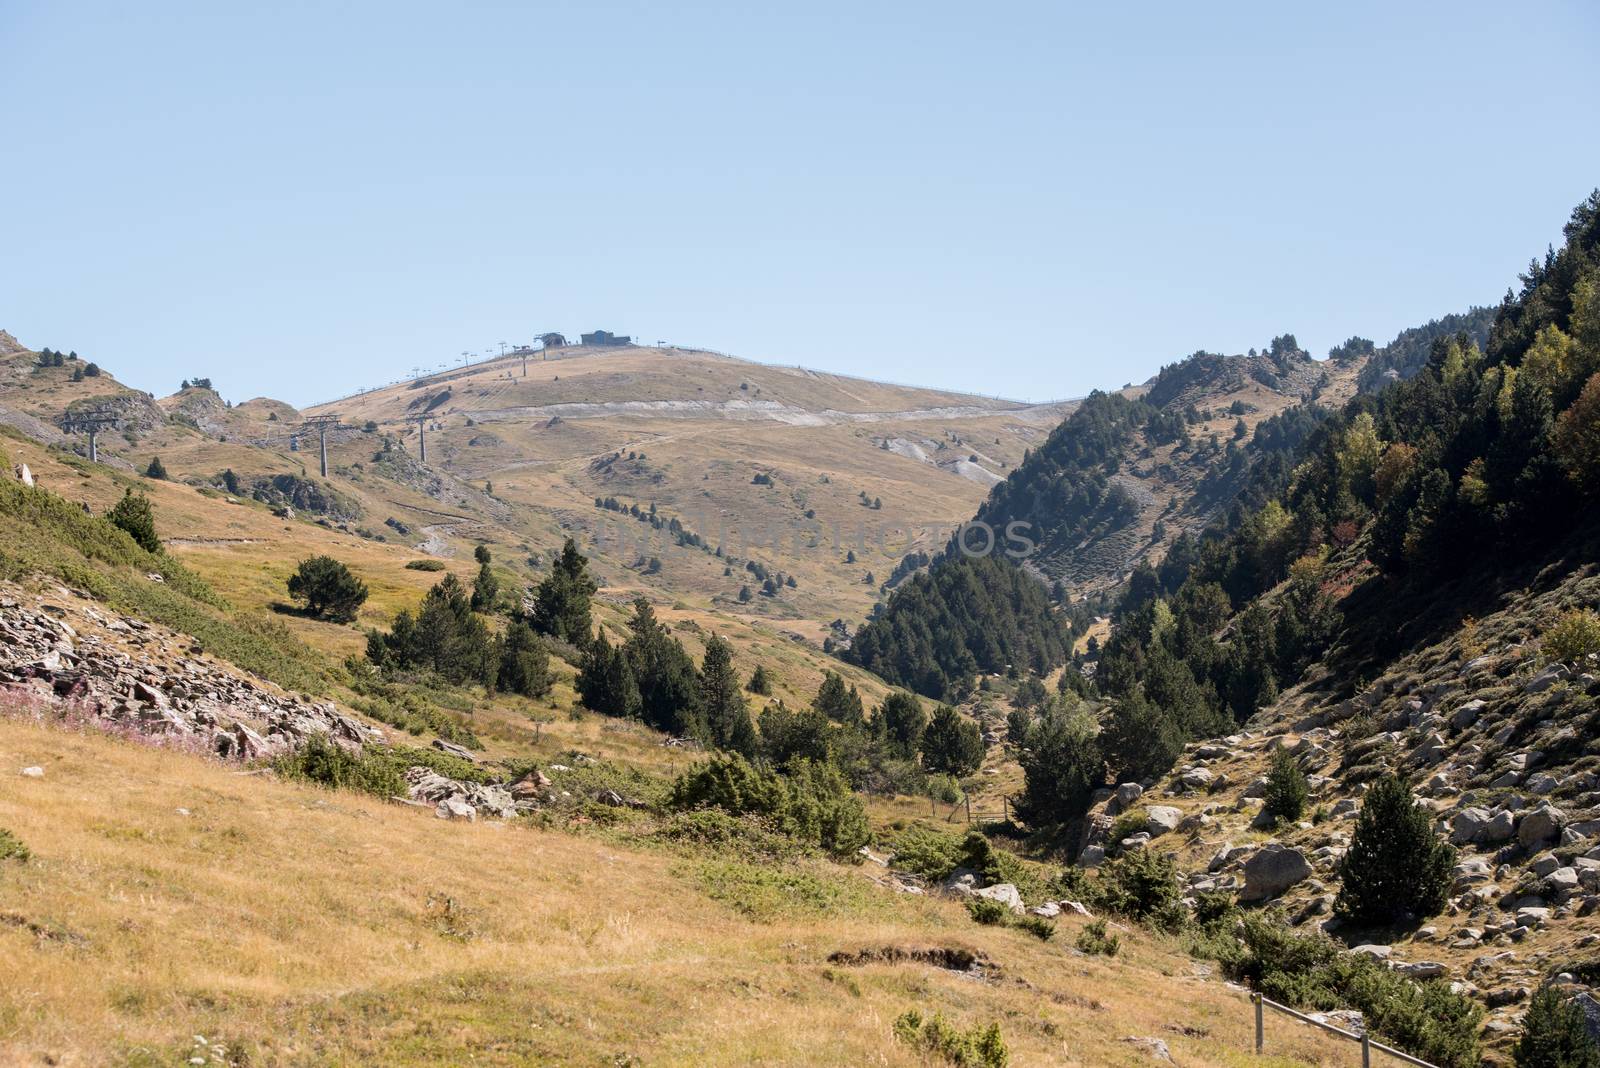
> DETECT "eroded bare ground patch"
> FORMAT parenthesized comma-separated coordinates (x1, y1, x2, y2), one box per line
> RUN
(826, 943, 995, 977)
(1, 910, 88, 947)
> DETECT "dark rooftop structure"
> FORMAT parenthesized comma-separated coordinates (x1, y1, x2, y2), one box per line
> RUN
(580, 330, 631, 347)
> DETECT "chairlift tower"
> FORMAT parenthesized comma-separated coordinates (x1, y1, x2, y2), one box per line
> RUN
(300, 414, 347, 478)
(60, 408, 119, 463)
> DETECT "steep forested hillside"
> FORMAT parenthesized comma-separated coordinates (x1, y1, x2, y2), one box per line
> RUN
(851, 337, 1360, 699)
(845, 554, 1073, 700)
(1352, 307, 1496, 392)
(1093, 189, 1600, 792)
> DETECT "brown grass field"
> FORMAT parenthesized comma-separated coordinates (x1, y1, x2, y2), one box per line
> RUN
(0, 713, 1358, 1067)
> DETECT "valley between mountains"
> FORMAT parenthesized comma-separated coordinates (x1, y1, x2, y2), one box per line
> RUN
(3, 191, 1600, 1067)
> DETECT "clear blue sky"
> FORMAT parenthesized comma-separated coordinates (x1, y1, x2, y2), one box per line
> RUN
(3, 2, 1597, 407)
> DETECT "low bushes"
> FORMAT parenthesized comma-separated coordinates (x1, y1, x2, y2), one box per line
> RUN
(693, 859, 874, 921)
(1225, 913, 1483, 1068)
(0, 828, 30, 863)
(1542, 608, 1600, 666)
(1075, 919, 1119, 956)
(892, 1010, 1008, 1067)
(271, 735, 407, 798)
(669, 754, 868, 857)
(650, 810, 806, 862)
(886, 828, 1051, 903)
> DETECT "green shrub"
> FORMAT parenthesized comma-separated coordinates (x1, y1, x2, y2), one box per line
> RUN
(887, 827, 968, 882)
(271, 735, 406, 798)
(388, 745, 493, 785)
(537, 757, 671, 814)
(651, 810, 805, 861)
(965, 897, 1010, 926)
(1107, 807, 1148, 849)
(669, 754, 867, 857)
(1542, 609, 1600, 667)
(1514, 986, 1600, 1068)
(1076, 919, 1119, 956)
(342, 658, 481, 747)
(1336, 774, 1454, 926)
(405, 559, 447, 571)
(0, 828, 30, 863)
(1263, 747, 1309, 825)
(1014, 915, 1055, 941)
(1099, 848, 1183, 929)
(892, 1010, 1009, 1068)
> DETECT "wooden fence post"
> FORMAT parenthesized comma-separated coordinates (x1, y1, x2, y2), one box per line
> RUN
(1254, 993, 1264, 1053)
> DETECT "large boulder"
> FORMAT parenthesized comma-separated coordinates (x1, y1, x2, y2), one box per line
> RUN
(972, 883, 1025, 914)
(1519, 806, 1566, 849)
(1452, 807, 1493, 845)
(1451, 699, 1487, 731)
(1524, 665, 1568, 694)
(435, 797, 475, 821)
(1409, 731, 1448, 766)
(1241, 845, 1313, 902)
(1116, 782, 1144, 809)
(1145, 806, 1182, 836)
(942, 868, 983, 895)
(1481, 810, 1517, 844)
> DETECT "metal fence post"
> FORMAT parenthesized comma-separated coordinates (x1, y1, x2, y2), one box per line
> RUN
(1361, 1033, 1371, 1067)
(1254, 993, 1264, 1053)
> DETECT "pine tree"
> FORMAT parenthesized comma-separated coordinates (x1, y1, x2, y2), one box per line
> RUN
(577, 631, 640, 718)
(758, 702, 832, 767)
(415, 573, 497, 685)
(286, 556, 369, 622)
(1335, 774, 1455, 926)
(144, 456, 168, 480)
(108, 490, 160, 553)
(622, 599, 701, 735)
(878, 690, 926, 760)
(699, 634, 756, 755)
(497, 620, 552, 698)
(471, 559, 499, 612)
(1514, 987, 1600, 1068)
(1014, 698, 1102, 826)
(746, 664, 772, 695)
(813, 671, 864, 725)
(1100, 688, 1184, 784)
(921, 704, 984, 777)
(531, 538, 596, 645)
(1262, 747, 1308, 825)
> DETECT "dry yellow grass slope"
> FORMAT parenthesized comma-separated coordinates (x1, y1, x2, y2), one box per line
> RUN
(0, 715, 1355, 1067)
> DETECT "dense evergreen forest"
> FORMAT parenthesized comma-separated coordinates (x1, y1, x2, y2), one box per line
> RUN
(845, 554, 1072, 700)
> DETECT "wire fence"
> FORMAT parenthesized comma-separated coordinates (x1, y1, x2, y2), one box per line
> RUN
(1251, 993, 1440, 1067)
(927, 795, 1014, 825)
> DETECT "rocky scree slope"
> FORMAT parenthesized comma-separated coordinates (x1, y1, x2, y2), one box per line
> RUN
(0, 582, 565, 821)
(1079, 561, 1600, 1047)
